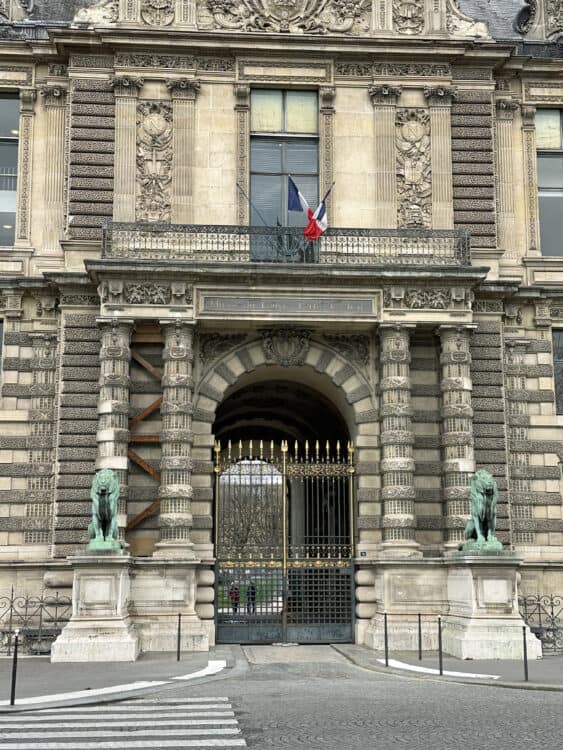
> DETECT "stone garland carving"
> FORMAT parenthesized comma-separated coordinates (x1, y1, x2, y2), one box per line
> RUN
(203, 0, 370, 34)
(136, 102, 173, 222)
(141, 0, 175, 26)
(124, 282, 192, 305)
(73, 0, 118, 25)
(199, 333, 247, 364)
(393, 0, 424, 35)
(396, 109, 431, 229)
(115, 53, 235, 72)
(323, 334, 369, 367)
(337, 62, 450, 78)
(261, 328, 311, 367)
(383, 287, 469, 310)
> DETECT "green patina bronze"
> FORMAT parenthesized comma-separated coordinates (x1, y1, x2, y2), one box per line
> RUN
(460, 469, 503, 553)
(88, 469, 123, 551)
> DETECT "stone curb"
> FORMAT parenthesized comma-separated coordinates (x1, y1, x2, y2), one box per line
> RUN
(331, 645, 563, 693)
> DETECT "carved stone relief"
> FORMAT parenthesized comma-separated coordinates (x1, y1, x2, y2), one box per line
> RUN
(136, 102, 173, 222)
(323, 334, 370, 367)
(446, 0, 488, 37)
(99, 280, 192, 305)
(199, 334, 248, 364)
(383, 286, 470, 310)
(261, 328, 311, 366)
(393, 0, 424, 35)
(396, 108, 431, 229)
(141, 0, 175, 26)
(201, 0, 370, 34)
(73, 0, 118, 25)
(545, 0, 563, 36)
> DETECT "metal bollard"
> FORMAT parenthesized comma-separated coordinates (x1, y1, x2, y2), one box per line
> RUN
(437, 616, 443, 676)
(10, 629, 19, 706)
(384, 611, 389, 667)
(418, 613, 422, 661)
(522, 626, 529, 682)
(177, 613, 182, 662)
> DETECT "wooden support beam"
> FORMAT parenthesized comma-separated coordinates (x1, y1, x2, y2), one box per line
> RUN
(126, 498, 161, 531)
(128, 447, 161, 481)
(128, 397, 162, 429)
(129, 434, 161, 444)
(131, 350, 163, 381)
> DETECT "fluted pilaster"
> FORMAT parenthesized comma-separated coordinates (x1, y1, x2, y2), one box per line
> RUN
(111, 76, 144, 222)
(379, 325, 419, 556)
(154, 320, 196, 559)
(424, 86, 455, 229)
(522, 105, 541, 256)
(96, 319, 134, 541)
(41, 86, 67, 252)
(439, 326, 475, 549)
(167, 78, 200, 224)
(496, 98, 519, 258)
(369, 85, 400, 228)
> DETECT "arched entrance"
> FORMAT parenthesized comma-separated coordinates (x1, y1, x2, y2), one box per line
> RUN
(213, 377, 355, 644)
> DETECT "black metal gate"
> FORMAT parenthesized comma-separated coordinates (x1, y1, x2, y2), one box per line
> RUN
(214, 439, 355, 644)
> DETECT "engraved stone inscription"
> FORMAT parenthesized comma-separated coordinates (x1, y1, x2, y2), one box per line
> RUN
(202, 295, 375, 316)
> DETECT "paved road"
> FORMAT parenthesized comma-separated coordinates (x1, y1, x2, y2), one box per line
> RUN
(145, 646, 562, 750)
(0, 697, 247, 749)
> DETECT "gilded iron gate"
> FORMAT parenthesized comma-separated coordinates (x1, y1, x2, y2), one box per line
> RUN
(214, 439, 355, 644)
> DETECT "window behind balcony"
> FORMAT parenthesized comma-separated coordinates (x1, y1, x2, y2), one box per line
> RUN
(0, 94, 19, 247)
(536, 109, 563, 256)
(250, 90, 318, 228)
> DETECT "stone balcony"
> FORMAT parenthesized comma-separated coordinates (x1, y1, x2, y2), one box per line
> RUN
(102, 223, 471, 267)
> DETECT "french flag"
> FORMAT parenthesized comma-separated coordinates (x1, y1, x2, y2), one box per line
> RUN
(288, 176, 332, 241)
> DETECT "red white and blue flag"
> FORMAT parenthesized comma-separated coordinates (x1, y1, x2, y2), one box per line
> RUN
(288, 176, 333, 241)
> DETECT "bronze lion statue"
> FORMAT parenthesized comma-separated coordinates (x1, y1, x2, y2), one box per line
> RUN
(461, 469, 501, 550)
(88, 469, 122, 549)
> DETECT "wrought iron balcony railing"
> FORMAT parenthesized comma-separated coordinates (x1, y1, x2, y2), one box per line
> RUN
(102, 223, 471, 267)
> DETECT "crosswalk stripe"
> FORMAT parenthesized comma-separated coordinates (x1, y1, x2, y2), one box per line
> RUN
(0, 729, 242, 739)
(0, 712, 235, 722)
(1, 741, 246, 749)
(0, 720, 238, 729)
(126, 698, 230, 703)
(36, 704, 232, 713)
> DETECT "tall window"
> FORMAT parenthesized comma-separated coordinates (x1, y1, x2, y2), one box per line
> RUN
(536, 109, 563, 256)
(250, 90, 318, 228)
(0, 94, 19, 246)
(554, 331, 563, 414)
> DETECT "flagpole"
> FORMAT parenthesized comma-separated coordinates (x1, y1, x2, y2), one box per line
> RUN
(236, 182, 271, 228)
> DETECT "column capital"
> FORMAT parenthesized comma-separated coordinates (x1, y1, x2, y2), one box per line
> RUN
(166, 78, 201, 100)
(368, 83, 401, 106)
(110, 76, 144, 97)
(423, 86, 457, 106)
(496, 97, 520, 121)
(97, 317, 136, 328)
(40, 85, 67, 107)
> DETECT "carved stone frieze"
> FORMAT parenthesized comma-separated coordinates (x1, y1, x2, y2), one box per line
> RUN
(202, 0, 370, 34)
(166, 78, 201, 100)
(368, 84, 402, 106)
(393, 0, 424, 35)
(141, 0, 175, 26)
(473, 298, 503, 313)
(261, 328, 311, 366)
(337, 62, 451, 78)
(73, 0, 118, 25)
(136, 102, 173, 222)
(199, 334, 247, 364)
(396, 108, 431, 229)
(383, 286, 470, 310)
(115, 53, 235, 72)
(323, 334, 370, 367)
(120, 282, 192, 305)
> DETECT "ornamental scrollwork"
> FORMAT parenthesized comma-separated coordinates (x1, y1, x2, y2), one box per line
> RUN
(136, 102, 173, 223)
(545, 0, 563, 36)
(383, 287, 470, 310)
(199, 334, 247, 364)
(393, 0, 424, 35)
(261, 328, 311, 367)
(396, 109, 431, 229)
(203, 0, 370, 34)
(141, 0, 175, 26)
(121, 283, 192, 305)
(323, 334, 370, 367)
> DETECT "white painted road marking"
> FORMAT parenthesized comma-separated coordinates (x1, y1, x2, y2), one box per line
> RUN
(377, 658, 500, 680)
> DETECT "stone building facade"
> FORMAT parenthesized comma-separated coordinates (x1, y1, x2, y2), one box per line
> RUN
(0, 0, 563, 652)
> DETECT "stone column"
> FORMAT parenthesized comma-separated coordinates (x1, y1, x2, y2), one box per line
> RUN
(111, 77, 144, 222)
(424, 86, 455, 229)
(439, 326, 475, 550)
(495, 99, 519, 257)
(97, 319, 134, 542)
(379, 325, 419, 556)
(15, 88, 36, 246)
(368, 85, 401, 228)
(167, 78, 200, 224)
(154, 320, 196, 559)
(40, 86, 67, 252)
(522, 105, 541, 256)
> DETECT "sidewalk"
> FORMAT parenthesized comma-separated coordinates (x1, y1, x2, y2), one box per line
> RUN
(334, 643, 563, 691)
(0, 648, 233, 711)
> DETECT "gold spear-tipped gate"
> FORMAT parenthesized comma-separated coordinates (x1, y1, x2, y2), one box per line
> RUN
(214, 439, 355, 644)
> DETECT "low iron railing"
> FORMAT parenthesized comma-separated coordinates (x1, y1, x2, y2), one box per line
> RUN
(0, 588, 72, 656)
(103, 223, 471, 267)
(518, 594, 563, 654)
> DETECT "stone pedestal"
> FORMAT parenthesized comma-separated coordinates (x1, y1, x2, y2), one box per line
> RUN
(51, 553, 139, 663)
(442, 554, 542, 660)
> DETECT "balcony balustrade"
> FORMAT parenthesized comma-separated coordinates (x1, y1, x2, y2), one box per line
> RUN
(102, 223, 471, 267)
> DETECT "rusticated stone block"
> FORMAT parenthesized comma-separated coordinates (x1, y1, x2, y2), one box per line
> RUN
(471, 334, 502, 346)
(472, 398, 504, 410)
(53, 530, 89, 544)
(472, 385, 503, 398)
(2, 384, 31, 397)
(57, 502, 91, 516)
(473, 321, 501, 333)
(511, 466, 560, 479)
(60, 393, 98, 407)
(70, 165, 114, 179)
(473, 423, 505, 437)
(72, 90, 115, 104)
(2, 357, 32, 371)
(507, 389, 555, 403)
(58, 448, 97, 461)
(475, 450, 506, 463)
(4, 332, 32, 345)
(59, 421, 97, 434)
(61, 367, 100, 381)
(0, 518, 49, 531)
